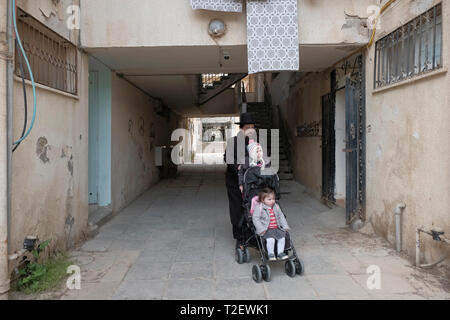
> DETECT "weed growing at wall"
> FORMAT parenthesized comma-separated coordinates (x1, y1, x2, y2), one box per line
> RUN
(15, 240, 73, 294)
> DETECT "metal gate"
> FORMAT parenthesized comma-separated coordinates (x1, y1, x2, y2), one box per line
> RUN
(344, 55, 366, 224)
(321, 93, 335, 206)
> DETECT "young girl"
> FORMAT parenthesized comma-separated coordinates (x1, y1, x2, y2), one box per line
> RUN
(252, 188, 290, 261)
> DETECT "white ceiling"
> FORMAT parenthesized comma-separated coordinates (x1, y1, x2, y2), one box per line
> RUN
(126, 75, 202, 116)
(86, 44, 364, 116)
(87, 46, 247, 75)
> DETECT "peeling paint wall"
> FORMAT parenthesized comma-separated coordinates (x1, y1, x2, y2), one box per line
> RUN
(11, 52, 89, 253)
(16, 0, 79, 44)
(365, 0, 450, 268)
(110, 75, 180, 213)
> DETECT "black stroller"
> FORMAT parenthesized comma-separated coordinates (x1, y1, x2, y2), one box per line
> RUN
(235, 165, 305, 283)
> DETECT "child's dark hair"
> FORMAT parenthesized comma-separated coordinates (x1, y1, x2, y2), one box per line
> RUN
(258, 188, 275, 202)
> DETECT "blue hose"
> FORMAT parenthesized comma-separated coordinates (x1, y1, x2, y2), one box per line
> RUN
(12, 0, 37, 145)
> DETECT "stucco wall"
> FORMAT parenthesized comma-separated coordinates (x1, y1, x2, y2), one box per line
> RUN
(365, 0, 450, 267)
(110, 74, 178, 212)
(80, 0, 377, 48)
(272, 0, 449, 271)
(11, 52, 89, 253)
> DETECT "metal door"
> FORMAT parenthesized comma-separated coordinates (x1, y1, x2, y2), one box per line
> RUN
(321, 93, 335, 205)
(88, 71, 99, 204)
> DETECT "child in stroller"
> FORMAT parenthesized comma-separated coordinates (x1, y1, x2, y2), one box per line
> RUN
(253, 188, 290, 262)
(234, 139, 305, 282)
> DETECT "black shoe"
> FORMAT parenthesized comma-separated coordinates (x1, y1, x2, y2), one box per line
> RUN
(277, 253, 289, 261)
(235, 240, 244, 250)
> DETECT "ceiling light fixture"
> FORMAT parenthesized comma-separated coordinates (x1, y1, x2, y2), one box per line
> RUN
(208, 19, 226, 38)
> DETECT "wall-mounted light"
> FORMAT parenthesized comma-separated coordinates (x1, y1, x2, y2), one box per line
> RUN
(208, 19, 226, 38)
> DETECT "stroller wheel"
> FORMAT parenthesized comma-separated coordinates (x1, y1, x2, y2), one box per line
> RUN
(285, 260, 296, 278)
(235, 248, 244, 264)
(252, 265, 263, 283)
(244, 247, 251, 263)
(261, 264, 271, 282)
(294, 258, 305, 275)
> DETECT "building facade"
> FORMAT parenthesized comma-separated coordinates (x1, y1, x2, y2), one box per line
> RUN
(0, 0, 449, 298)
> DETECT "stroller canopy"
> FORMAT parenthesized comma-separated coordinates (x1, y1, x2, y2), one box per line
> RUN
(243, 165, 281, 205)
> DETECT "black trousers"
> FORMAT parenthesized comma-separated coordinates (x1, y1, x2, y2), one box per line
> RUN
(226, 173, 244, 241)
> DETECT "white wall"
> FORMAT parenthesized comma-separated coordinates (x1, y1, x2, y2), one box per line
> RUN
(110, 74, 179, 212)
(81, 0, 377, 48)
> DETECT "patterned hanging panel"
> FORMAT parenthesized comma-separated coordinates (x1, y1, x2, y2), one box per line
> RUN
(247, 0, 299, 74)
(190, 0, 243, 12)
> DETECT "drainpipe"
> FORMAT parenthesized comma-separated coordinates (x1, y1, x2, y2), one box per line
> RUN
(0, 0, 13, 300)
(394, 202, 406, 252)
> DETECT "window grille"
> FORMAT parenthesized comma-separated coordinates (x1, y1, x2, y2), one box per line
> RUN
(374, 3, 442, 89)
(14, 9, 78, 95)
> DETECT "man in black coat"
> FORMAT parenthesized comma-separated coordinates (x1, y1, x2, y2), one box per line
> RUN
(224, 113, 256, 249)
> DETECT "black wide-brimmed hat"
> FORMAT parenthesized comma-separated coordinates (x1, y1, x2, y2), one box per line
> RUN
(235, 112, 256, 125)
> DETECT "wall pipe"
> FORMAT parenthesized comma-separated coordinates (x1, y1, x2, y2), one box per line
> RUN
(7, 0, 14, 255)
(395, 202, 406, 252)
(0, 0, 14, 300)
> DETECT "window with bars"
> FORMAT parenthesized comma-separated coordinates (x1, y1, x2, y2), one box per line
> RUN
(15, 9, 78, 95)
(374, 3, 442, 89)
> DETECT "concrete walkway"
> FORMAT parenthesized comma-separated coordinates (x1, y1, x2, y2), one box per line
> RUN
(61, 155, 449, 300)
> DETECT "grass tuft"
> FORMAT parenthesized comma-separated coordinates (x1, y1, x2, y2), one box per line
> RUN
(16, 252, 73, 295)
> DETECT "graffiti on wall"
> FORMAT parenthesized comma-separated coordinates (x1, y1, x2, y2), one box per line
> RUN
(296, 121, 321, 137)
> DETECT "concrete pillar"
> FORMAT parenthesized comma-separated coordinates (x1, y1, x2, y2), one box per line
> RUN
(0, 0, 10, 300)
(256, 73, 265, 103)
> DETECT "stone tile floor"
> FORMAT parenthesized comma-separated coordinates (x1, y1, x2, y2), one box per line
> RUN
(24, 155, 450, 300)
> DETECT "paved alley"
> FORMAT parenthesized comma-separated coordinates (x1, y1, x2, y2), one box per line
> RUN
(59, 155, 449, 300)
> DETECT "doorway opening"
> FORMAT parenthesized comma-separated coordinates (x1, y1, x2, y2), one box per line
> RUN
(321, 55, 366, 225)
(88, 58, 112, 220)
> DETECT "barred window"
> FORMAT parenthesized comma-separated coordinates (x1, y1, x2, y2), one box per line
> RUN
(374, 3, 442, 89)
(15, 9, 78, 95)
